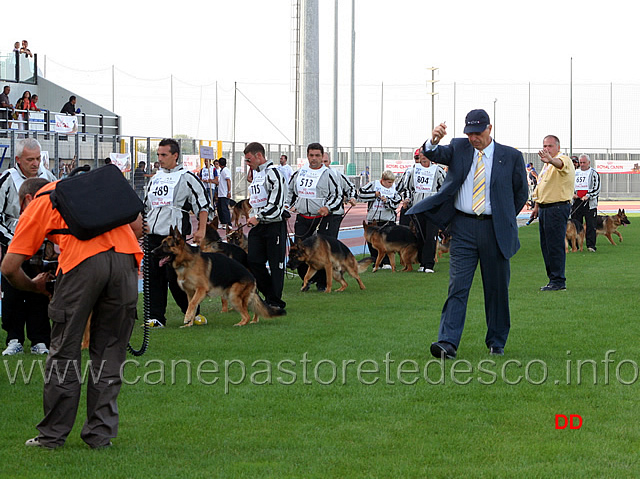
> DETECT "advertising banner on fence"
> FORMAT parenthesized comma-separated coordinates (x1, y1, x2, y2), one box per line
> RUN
(28, 111, 45, 131)
(384, 159, 413, 175)
(109, 153, 131, 173)
(595, 160, 640, 174)
(54, 115, 78, 134)
(182, 154, 200, 173)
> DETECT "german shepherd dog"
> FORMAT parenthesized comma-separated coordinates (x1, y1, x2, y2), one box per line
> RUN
(596, 209, 631, 245)
(287, 234, 372, 293)
(231, 199, 251, 227)
(435, 226, 451, 262)
(565, 218, 585, 252)
(200, 223, 249, 313)
(226, 224, 249, 253)
(362, 221, 419, 272)
(154, 227, 285, 327)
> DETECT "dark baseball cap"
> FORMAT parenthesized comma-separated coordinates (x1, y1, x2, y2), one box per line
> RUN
(463, 109, 491, 134)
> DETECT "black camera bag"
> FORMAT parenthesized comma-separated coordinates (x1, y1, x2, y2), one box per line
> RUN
(40, 164, 143, 240)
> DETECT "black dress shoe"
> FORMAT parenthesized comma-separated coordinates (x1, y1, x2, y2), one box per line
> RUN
(430, 341, 457, 359)
(489, 346, 504, 356)
(540, 284, 566, 291)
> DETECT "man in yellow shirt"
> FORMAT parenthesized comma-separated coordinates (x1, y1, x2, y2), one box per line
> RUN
(530, 135, 575, 291)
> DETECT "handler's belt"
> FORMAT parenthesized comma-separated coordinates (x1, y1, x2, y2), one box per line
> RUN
(457, 210, 492, 220)
(538, 200, 570, 208)
(299, 214, 323, 220)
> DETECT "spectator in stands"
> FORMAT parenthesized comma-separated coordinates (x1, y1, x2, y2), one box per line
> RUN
(1, 85, 14, 130)
(104, 157, 112, 166)
(61, 96, 77, 116)
(20, 40, 32, 58)
(13, 42, 20, 53)
(29, 94, 41, 111)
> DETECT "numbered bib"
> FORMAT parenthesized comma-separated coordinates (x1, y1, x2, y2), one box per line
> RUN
(574, 170, 590, 190)
(414, 164, 436, 193)
(297, 165, 327, 199)
(148, 170, 186, 208)
(373, 180, 396, 209)
(250, 169, 269, 209)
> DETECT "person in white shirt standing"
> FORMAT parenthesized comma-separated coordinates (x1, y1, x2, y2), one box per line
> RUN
(214, 157, 232, 227)
(277, 154, 294, 185)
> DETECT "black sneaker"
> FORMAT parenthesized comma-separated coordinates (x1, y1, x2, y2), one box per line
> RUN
(489, 346, 504, 356)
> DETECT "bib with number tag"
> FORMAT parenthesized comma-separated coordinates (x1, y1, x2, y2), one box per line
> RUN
(249, 167, 271, 209)
(148, 170, 186, 209)
(413, 164, 436, 193)
(373, 180, 396, 209)
(297, 165, 327, 199)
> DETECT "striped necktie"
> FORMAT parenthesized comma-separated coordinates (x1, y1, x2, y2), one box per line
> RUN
(472, 150, 486, 215)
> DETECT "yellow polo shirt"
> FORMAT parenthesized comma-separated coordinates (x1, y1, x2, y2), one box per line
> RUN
(532, 155, 575, 204)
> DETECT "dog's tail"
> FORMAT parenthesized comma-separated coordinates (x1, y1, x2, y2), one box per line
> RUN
(250, 293, 287, 319)
(357, 257, 374, 272)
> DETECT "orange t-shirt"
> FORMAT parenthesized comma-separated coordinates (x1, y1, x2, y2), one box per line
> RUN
(8, 182, 143, 274)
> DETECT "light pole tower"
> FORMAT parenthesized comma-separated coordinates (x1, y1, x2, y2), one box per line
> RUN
(427, 67, 439, 132)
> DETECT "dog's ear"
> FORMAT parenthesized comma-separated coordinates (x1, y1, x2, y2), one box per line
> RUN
(226, 224, 231, 234)
(210, 216, 219, 229)
(288, 237, 295, 247)
(362, 220, 367, 228)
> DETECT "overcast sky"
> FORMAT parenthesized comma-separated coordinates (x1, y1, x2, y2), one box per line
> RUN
(5, 0, 637, 147)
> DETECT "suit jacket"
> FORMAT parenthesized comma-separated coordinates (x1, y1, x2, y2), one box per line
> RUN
(406, 138, 528, 259)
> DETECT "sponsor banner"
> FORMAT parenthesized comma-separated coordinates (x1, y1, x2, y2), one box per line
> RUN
(182, 154, 200, 173)
(54, 114, 78, 134)
(384, 159, 413, 174)
(595, 160, 640, 174)
(109, 153, 131, 173)
(29, 111, 45, 131)
(199, 145, 215, 160)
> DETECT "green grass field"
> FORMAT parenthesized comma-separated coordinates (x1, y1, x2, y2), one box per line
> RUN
(1, 217, 638, 478)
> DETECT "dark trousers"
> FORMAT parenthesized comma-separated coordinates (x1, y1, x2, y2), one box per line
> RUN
(217, 196, 231, 225)
(539, 202, 571, 287)
(293, 215, 339, 289)
(319, 214, 342, 238)
(147, 234, 198, 325)
(366, 220, 393, 265)
(38, 250, 138, 448)
(398, 206, 411, 226)
(248, 220, 287, 308)
(438, 214, 511, 349)
(572, 201, 597, 250)
(411, 213, 439, 270)
(1, 274, 50, 347)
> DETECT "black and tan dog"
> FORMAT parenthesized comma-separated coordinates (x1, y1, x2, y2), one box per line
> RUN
(435, 226, 452, 262)
(287, 234, 372, 293)
(565, 218, 585, 252)
(362, 221, 419, 272)
(226, 224, 249, 253)
(154, 227, 285, 327)
(596, 208, 631, 245)
(231, 199, 251, 227)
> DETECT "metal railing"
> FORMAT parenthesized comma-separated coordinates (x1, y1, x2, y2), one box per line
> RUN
(0, 51, 37, 84)
(2, 129, 639, 201)
(0, 107, 118, 135)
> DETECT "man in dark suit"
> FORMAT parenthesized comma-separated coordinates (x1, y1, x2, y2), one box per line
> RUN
(407, 109, 528, 358)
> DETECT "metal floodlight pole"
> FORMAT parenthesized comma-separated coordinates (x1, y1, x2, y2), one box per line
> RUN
(350, 0, 355, 167)
(427, 67, 439, 132)
(333, 0, 339, 163)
